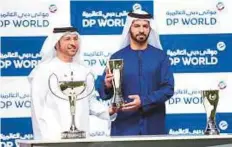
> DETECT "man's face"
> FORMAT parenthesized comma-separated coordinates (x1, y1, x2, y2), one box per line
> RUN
(129, 19, 150, 44)
(56, 33, 79, 57)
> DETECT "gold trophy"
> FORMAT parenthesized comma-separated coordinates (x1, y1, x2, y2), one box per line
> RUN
(108, 59, 124, 108)
(202, 90, 220, 135)
(49, 71, 94, 139)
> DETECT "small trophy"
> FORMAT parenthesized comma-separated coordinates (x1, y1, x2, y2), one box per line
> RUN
(108, 59, 124, 108)
(49, 71, 94, 139)
(202, 90, 220, 135)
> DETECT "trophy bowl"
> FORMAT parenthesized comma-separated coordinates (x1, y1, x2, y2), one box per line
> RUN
(202, 90, 220, 135)
(108, 59, 124, 108)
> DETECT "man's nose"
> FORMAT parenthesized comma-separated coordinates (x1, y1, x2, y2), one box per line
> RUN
(139, 27, 144, 33)
(70, 39, 76, 45)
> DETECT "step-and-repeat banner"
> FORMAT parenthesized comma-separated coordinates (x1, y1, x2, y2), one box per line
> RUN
(1, 0, 232, 146)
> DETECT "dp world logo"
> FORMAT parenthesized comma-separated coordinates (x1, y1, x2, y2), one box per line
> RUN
(49, 4, 57, 13)
(216, 2, 225, 11)
(217, 41, 226, 51)
(219, 120, 228, 130)
(133, 3, 142, 11)
(218, 81, 227, 90)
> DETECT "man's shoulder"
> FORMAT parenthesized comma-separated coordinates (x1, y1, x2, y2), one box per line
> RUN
(111, 46, 128, 58)
(35, 62, 51, 71)
(75, 62, 93, 74)
(28, 61, 52, 81)
(149, 45, 167, 57)
(79, 63, 90, 71)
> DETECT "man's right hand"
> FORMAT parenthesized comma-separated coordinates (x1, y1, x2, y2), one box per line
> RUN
(109, 106, 120, 115)
(104, 68, 113, 89)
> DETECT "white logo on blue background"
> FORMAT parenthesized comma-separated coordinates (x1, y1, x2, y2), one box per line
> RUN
(133, 3, 142, 11)
(217, 41, 226, 51)
(219, 120, 228, 130)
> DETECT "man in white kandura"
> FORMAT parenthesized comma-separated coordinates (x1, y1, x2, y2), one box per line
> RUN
(29, 26, 113, 140)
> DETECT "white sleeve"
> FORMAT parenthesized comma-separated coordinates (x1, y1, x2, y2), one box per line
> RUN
(89, 92, 110, 120)
(110, 113, 117, 121)
(84, 71, 109, 120)
(89, 94, 118, 121)
(86, 72, 112, 136)
(29, 66, 49, 139)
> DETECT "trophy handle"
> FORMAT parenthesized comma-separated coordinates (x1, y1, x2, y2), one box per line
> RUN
(76, 72, 95, 101)
(48, 73, 67, 100)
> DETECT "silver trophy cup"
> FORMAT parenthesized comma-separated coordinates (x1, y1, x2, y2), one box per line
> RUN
(202, 90, 220, 135)
(49, 71, 94, 139)
(108, 59, 124, 108)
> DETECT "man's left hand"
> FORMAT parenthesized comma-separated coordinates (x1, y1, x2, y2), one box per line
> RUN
(121, 95, 141, 111)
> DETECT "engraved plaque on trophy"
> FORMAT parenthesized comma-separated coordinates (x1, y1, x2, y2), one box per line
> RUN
(108, 59, 124, 108)
(202, 90, 220, 135)
(49, 72, 94, 139)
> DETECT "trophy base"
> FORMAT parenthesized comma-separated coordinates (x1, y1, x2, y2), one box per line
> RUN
(112, 102, 124, 109)
(204, 120, 220, 135)
(61, 130, 86, 139)
(204, 129, 220, 135)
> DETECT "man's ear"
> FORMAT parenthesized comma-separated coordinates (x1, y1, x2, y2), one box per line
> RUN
(55, 41, 60, 50)
(148, 26, 152, 35)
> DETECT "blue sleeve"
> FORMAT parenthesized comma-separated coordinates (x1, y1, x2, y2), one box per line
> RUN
(140, 55, 174, 112)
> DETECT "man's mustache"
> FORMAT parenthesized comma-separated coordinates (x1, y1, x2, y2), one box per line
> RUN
(136, 33, 146, 37)
(68, 44, 77, 49)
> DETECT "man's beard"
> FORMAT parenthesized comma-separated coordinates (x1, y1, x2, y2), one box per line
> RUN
(130, 30, 149, 45)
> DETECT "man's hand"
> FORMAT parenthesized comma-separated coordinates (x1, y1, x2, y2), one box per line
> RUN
(104, 68, 113, 89)
(121, 95, 141, 111)
(109, 106, 120, 115)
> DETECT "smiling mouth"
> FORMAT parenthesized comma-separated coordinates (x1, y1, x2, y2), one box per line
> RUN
(68, 44, 77, 49)
(67, 46, 77, 51)
(70, 49, 77, 52)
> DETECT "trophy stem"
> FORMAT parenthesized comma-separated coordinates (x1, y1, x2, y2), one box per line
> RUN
(69, 95, 78, 131)
(61, 95, 86, 139)
(69, 96, 76, 116)
(70, 114, 77, 131)
(112, 90, 124, 109)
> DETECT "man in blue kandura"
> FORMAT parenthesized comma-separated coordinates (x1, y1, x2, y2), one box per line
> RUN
(99, 5, 175, 136)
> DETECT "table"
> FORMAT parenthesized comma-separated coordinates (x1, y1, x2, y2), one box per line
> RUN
(17, 134, 232, 147)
